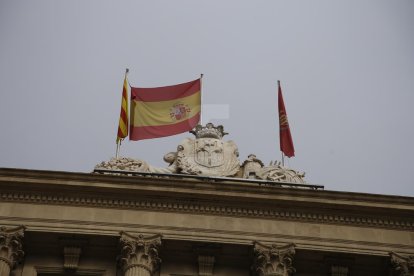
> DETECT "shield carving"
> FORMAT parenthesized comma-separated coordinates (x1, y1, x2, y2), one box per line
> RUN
(194, 138, 224, 168)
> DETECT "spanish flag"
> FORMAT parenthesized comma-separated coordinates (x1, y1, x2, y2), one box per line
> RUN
(130, 78, 201, 140)
(116, 72, 129, 142)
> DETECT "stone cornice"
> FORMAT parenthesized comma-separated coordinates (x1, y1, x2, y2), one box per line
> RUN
(0, 168, 413, 232)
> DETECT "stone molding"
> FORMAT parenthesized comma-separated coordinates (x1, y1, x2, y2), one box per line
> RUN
(1, 190, 413, 231)
(0, 225, 25, 270)
(118, 232, 162, 275)
(252, 242, 296, 276)
(390, 252, 414, 276)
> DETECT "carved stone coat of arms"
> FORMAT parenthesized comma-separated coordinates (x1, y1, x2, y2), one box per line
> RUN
(176, 124, 240, 176)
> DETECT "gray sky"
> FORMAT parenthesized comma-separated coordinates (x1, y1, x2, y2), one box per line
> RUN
(1, 1, 413, 196)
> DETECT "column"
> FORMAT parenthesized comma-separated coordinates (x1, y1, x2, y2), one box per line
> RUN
(0, 226, 25, 276)
(390, 252, 414, 276)
(252, 242, 296, 276)
(118, 232, 162, 276)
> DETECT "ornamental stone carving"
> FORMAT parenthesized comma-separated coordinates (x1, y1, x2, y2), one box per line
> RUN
(256, 161, 306, 184)
(252, 242, 296, 276)
(176, 123, 240, 176)
(95, 157, 151, 173)
(118, 232, 162, 276)
(0, 226, 25, 276)
(241, 154, 264, 179)
(95, 123, 307, 184)
(390, 252, 414, 276)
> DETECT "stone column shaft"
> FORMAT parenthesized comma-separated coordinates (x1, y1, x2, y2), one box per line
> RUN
(0, 260, 11, 276)
(124, 265, 150, 276)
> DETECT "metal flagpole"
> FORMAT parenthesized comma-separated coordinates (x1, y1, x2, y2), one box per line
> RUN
(116, 140, 120, 159)
(281, 152, 285, 167)
(200, 73, 204, 126)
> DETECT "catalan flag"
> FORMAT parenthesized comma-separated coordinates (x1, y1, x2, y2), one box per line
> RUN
(130, 78, 201, 140)
(116, 71, 129, 142)
(278, 80, 295, 157)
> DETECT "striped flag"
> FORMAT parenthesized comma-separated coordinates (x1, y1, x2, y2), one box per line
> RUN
(116, 72, 129, 142)
(130, 78, 201, 140)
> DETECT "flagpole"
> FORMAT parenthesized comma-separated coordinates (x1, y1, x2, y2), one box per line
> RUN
(116, 68, 129, 159)
(278, 80, 282, 166)
(116, 140, 121, 159)
(200, 73, 204, 126)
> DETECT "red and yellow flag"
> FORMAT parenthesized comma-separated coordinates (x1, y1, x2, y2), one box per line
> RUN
(130, 78, 201, 140)
(116, 73, 129, 142)
(278, 81, 295, 157)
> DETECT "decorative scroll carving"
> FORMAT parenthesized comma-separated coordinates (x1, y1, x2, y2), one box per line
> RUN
(118, 232, 162, 276)
(0, 226, 25, 276)
(256, 161, 306, 184)
(95, 157, 151, 173)
(63, 246, 81, 270)
(198, 255, 215, 276)
(252, 242, 296, 276)
(390, 252, 414, 276)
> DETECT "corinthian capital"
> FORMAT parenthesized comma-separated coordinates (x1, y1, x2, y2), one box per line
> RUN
(0, 226, 25, 270)
(390, 252, 414, 276)
(252, 242, 296, 276)
(118, 232, 162, 275)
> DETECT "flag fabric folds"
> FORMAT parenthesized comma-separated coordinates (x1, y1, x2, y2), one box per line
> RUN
(130, 78, 201, 141)
(278, 81, 295, 157)
(116, 74, 129, 142)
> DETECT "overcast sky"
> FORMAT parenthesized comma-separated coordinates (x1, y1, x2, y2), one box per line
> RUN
(1, 1, 413, 196)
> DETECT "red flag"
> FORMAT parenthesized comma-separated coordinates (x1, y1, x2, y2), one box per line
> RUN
(278, 81, 295, 157)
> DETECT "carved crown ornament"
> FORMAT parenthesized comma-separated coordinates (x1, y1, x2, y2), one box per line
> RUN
(0, 225, 25, 270)
(95, 123, 307, 184)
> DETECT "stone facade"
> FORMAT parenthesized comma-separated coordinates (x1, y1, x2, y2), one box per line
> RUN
(0, 167, 413, 275)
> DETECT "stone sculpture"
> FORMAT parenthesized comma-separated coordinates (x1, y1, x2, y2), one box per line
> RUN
(95, 123, 306, 184)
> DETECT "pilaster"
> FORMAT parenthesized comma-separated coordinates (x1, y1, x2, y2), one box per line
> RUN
(0, 226, 25, 276)
(198, 255, 215, 276)
(390, 252, 414, 276)
(118, 232, 162, 276)
(252, 242, 296, 276)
